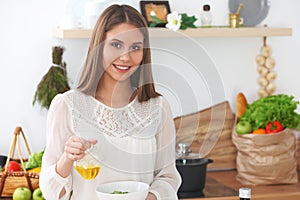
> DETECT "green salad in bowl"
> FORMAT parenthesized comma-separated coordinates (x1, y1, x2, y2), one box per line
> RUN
(96, 181, 149, 200)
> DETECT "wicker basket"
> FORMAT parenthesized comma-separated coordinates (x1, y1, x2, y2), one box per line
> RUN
(0, 127, 39, 197)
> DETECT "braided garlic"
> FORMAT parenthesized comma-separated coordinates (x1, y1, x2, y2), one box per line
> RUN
(256, 36, 276, 97)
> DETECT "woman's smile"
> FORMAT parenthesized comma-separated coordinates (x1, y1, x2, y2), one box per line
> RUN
(112, 64, 131, 73)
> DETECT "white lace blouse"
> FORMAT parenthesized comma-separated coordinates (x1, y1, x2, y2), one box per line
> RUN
(40, 90, 181, 200)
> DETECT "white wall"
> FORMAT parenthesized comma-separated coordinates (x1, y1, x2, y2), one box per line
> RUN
(0, 0, 299, 155)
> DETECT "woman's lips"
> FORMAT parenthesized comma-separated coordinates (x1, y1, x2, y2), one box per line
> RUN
(113, 64, 131, 73)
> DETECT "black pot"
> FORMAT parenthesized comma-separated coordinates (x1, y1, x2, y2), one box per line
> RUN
(176, 158, 213, 198)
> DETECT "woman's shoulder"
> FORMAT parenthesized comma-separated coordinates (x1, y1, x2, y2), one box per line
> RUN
(135, 96, 171, 115)
(147, 95, 170, 107)
(54, 89, 89, 100)
(50, 89, 88, 108)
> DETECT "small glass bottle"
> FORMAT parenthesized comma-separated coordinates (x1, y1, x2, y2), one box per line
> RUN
(239, 188, 251, 200)
(201, 4, 212, 27)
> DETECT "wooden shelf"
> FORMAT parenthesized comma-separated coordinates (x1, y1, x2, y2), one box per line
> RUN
(53, 29, 93, 39)
(53, 27, 292, 39)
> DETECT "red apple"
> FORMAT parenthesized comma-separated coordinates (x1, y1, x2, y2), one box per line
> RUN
(4, 161, 21, 172)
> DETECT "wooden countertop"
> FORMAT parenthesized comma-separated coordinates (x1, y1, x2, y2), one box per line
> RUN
(182, 169, 300, 200)
(1, 170, 299, 199)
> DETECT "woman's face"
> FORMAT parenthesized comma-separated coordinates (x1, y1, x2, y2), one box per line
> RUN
(102, 23, 144, 82)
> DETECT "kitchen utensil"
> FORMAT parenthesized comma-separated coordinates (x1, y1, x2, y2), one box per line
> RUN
(176, 142, 213, 198)
(229, 13, 244, 28)
(229, 0, 271, 26)
(96, 181, 149, 200)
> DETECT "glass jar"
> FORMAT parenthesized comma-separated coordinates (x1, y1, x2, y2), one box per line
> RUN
(239, 188, 251, 200)
(201, 4, 212, 27)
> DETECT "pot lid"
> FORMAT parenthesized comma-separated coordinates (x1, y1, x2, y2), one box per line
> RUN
(176, 142, 204, 160)
(176, 157, 213, 166)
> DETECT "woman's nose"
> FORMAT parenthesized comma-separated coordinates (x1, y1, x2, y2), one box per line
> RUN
(119, 51, 130, 62)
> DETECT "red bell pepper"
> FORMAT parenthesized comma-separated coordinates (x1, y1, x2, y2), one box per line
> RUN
(266, 120, 283, 133)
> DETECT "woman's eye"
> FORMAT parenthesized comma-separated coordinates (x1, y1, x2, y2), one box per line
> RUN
(131, 45, 142, 51)
(111, 42, 122, 49)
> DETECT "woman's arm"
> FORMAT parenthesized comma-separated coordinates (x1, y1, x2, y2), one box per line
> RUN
(39, 94, 96, 200)
(39, 94, 75, 200)
(40, 94, 97, 199)
(149, 97, 182, 200)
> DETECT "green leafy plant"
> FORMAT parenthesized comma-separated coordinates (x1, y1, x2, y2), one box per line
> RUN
(150, 11, 197, 31)
(25, 149, 44, 170)
(179, 13, 197, 30)
(239, 94, 300, 130)
(33, 46, 70, 109)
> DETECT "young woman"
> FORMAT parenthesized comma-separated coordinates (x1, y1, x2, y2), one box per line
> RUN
(40, 4, 181, 200)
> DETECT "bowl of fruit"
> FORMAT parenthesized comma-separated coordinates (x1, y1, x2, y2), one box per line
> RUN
(96, 181, 149, 200)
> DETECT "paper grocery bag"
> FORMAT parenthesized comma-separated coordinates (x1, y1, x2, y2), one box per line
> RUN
(232, 127, 298, 185)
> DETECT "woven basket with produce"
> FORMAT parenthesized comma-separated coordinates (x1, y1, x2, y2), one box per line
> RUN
(232, 93, 299, 185)
(0, 127, 44, 197)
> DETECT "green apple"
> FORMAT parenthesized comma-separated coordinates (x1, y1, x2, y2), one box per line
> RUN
(236, 121, 252, 134)
(33, 188, 45, 200)
(12, 187, 31, 200)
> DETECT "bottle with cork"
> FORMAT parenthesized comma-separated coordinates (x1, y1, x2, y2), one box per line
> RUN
(201, 4, 212, 27)
(239, 188, 251, 200)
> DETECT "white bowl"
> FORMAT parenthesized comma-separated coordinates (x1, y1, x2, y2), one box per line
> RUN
(96, 181, 149, 200)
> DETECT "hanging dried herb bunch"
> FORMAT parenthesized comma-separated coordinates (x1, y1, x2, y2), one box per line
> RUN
(33, 46, 70, 109)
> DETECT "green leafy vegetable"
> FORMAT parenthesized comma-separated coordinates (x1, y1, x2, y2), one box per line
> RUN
(25, 149, 44, 170)
(239, 94, 300, 130)
(111, 190, 129, 194)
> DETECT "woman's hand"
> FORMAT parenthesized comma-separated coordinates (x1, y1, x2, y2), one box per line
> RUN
(56, 136, 97, 177)
(64, 136, 97, 162)
(55, 136, 97, 198)
(146, 192, 157, 200)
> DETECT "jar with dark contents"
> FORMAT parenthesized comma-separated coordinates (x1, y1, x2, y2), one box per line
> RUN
(201, 4, 212, 26)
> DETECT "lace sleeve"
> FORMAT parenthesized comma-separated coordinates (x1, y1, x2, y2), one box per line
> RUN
(149, 97, 182, 200)
(39, 94, 74, 200)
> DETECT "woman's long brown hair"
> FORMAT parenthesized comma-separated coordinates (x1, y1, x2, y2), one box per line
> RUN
(76, 4, 160, 102)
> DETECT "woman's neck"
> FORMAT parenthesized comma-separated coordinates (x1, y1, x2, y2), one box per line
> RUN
(95, 76, 136, 107)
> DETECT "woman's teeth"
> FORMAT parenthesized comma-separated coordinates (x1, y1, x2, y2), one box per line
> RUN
(115, 65, 130, 70)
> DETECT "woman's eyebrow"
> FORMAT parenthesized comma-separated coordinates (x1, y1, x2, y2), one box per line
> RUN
(110, 38, 143, 45)
(132, 41, 143, 45)
(110, 38, 124, 44)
